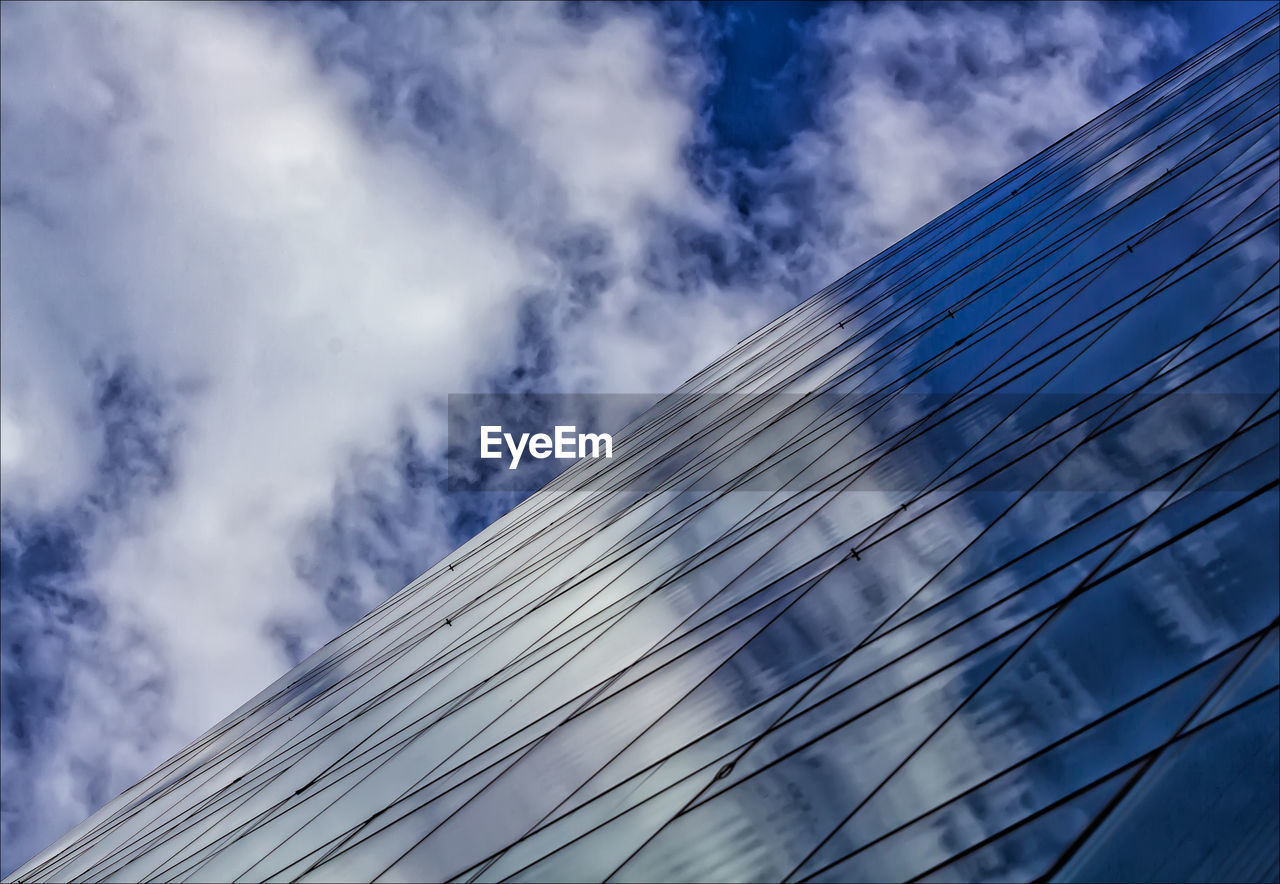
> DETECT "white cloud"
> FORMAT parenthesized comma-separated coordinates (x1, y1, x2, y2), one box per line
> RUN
(782, 1, 1184, 265)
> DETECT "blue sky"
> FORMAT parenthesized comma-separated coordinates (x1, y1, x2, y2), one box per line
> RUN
(0, 0, 1273, 874)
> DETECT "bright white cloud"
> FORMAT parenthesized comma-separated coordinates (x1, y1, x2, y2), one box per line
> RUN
(783, 1, 1183, 266)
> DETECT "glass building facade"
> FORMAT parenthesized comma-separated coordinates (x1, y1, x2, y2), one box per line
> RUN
(9, 9, 1279, 883)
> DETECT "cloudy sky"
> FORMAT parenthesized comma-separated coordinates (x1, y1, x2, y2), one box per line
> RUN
(0, 0, 1270, 874)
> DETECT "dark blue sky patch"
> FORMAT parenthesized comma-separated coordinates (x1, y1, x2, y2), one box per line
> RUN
(550, 224, 620, 316)
(637, 211, 797, 300)
(396, 424, 436, 493)
(1, 530, 87, 724)
(510, 295, 560, 386)
(700, 0, 829, 158)
(85, 359, 179, 514)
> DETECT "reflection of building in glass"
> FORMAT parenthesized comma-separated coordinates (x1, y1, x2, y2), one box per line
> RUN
(9, 9, 1278, 883)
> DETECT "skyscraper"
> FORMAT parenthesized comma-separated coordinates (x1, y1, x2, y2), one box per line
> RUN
(9, 8, 1279, 882)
